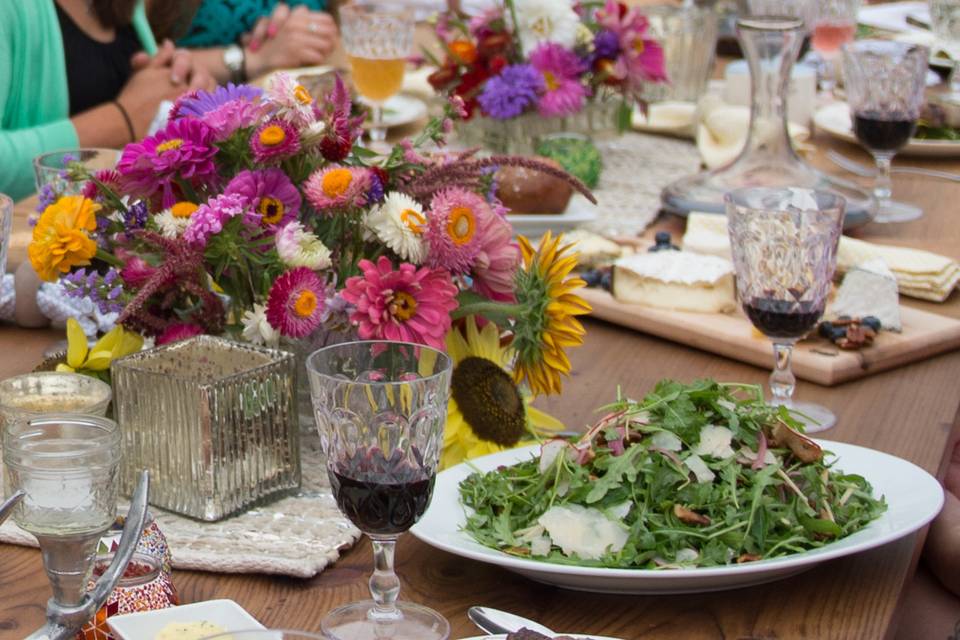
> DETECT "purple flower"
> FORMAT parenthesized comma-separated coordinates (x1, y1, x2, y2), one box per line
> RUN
(250, 119, 301, 164)
(62, 267, 126, 314)
(593, 30, 621, 63)
(117, 119, 218, 208)
(183, 193, 260, 249)
(36, 184, 57, 212)
(367, 171, 385, 205)
(174, 84, 263, 118)
(224, 169, 301, 229)
(477, 64, 544, 120)
(124, 201, 148, 230)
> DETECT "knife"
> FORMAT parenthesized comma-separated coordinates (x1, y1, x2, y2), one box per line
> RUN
(468, 606, 556, 637)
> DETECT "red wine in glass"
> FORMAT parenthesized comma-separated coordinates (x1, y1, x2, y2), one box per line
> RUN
(812, 20, 856, 55)
(853, 111, 917, 153)
(742, 298, 825, 339)
(329, 447, 434, 536)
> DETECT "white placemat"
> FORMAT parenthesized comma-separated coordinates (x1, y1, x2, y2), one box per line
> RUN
(0, 434, 362, 578)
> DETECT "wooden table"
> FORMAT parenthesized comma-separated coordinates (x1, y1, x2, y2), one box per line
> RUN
(2, 130, 960, 638)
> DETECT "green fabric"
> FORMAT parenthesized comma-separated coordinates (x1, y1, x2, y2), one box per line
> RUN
(178, 0, 327, 48)
(0, 1, 156, 201)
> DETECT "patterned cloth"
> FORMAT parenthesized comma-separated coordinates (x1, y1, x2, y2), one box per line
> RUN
(178, 0, 327, 48)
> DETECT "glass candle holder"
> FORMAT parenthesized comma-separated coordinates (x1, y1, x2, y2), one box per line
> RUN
(0, 371, 112, 433)
(33, 148, 120, 199)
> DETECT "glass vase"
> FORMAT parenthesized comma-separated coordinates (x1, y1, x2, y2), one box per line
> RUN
(661, 16, 877, 227)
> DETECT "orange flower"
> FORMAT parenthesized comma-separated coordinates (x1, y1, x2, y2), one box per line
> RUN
(450, 40, 478, 65)
(28, 195, 100, 282)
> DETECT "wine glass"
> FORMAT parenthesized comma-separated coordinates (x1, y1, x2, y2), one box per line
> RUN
(842, 40, 929, 223)
(202, 631, 326, 640)
(725, 187, 845, 432)
(3, 414, 122, 606)
(340, 4, 415, 145)
(810, 0, 860, 95)
(930, 0, 960, 105)
(307, 341, 452, 640)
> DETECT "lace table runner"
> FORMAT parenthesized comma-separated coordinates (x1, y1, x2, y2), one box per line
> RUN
(586, 133, 701, 237)
(0, 434, 362, 578)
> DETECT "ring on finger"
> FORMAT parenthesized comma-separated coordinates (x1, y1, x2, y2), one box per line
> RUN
(309, 22, 319, 32)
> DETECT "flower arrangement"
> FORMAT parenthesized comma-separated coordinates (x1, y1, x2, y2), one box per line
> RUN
(29, 74, 595, 467)
(427, 0, 668, 126)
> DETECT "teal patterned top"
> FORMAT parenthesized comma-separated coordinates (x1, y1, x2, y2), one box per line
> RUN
(178, 0, 327, 48)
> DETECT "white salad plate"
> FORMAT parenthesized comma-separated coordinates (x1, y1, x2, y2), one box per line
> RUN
(814, 101, 960, 158)
(460, 635, 623, 640)
(506, 195, 598, 238)
(107, 599, 265, 639)
(359, 94, 429, 130)
(412, 442, 943, 595)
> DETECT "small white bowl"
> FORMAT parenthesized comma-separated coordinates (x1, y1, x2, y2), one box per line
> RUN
(107, 599, 265, 640)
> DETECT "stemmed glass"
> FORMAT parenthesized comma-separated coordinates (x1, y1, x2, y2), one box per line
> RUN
(930, 0, 960, 105)
(340, 4, 415, 145)
(307, 341, 452, 640)
(725, 187, 845, 433)
(843, 40, 929, 223)
(810, 0, 860, 95)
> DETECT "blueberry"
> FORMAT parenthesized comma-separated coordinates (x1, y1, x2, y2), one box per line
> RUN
(649, 231, 680, 252)
(818, 321, 834, 338)
(600, 271, 613, 291)
(655, 231, 672, 245)
(862, 316, 882, 331)
(830, 327, 849, 342)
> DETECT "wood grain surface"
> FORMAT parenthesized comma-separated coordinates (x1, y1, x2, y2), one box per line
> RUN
(1, 134, 959, 638)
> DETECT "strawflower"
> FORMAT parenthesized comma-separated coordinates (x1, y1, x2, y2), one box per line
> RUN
(153, 201, 199, 238)
(425, 188, 490, 274)
(225, 169, 301, 228)
(364, 192, 428, 264)
(250, 119, 301, 163)
(512, 232, 590, 396)
(472, 209, 519, 302)
(117, 118, 218, 208)
(477, 64, 543, 120)
(276, 221, 332, 270)
(266, 267, 327, 338)
(264, 72, 316, 127)
(341, 256, 458, 350)
(28, 195, 100, 282)
(530, 42, 587, 118)
(241, 303, 280, 347)
(304, 166, 371, 212)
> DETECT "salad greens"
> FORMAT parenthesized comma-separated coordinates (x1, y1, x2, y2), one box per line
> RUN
(460, 380, 886, 569)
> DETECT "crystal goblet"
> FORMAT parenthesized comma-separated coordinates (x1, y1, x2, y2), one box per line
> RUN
(307, 341, 452, 640)
(725, 187, 845, 432)
(930, 0, 960, 105)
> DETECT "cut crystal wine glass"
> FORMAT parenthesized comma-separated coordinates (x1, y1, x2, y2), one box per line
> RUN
(930, 0, 960, 105)
(725, 187, 845, 432)
(307, 341, 452, 640)
(810, 0, 860, 95)
(842, 40, 930, 223)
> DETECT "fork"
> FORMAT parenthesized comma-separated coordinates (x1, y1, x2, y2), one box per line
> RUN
(826, 150, 960, 183)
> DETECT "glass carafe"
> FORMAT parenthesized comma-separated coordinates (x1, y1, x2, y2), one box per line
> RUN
(662, 16, 877, 227)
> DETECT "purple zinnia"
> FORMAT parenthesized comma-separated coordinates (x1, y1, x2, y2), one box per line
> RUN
(250, 119, 301, 164)
(224, 169, 301, 229)
(477, 64, 544, 120)
(593, 30, 621, 63)
(530, 43, 588, 118)
(183, 193, 260, 249)
(117, 119, 218, 208)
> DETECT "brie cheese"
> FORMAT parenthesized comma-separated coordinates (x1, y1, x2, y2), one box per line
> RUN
(613, 251, 736, 314)
(829, 258, 902, 332)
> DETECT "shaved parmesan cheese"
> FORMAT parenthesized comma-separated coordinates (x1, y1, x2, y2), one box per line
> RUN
(739, 446, 777, 465)
(539, 439, 571, 473)
(530, 536, 553, 557)
(676, 548, 700, 564)
(685, 454, 716, 484)
(607, 501, 633, 520)
(694, 425, 736, 459)
(651, 431, 683, 452)
(537, 504, 629, 560)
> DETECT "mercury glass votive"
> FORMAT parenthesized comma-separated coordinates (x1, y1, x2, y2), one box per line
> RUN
(110, 335, 299, 521)
(0, 372, 112, 433)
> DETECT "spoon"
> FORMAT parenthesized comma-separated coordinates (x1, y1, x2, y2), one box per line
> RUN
(0, 490, 24, 526)
(468, 606, 556, 637)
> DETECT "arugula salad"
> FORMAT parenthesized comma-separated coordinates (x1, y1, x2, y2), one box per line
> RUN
(459, 380, 887, 569)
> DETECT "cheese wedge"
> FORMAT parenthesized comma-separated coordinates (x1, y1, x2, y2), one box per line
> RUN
(829, 258, 902, 331)
(613, 251, 736, 314)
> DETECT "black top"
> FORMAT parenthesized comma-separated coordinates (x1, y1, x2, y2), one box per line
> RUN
(56, 2, 141, 116)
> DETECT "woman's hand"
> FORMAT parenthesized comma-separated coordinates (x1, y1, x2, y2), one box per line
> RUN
(131, 39, 216, 92)
(244, 3, 339, 77)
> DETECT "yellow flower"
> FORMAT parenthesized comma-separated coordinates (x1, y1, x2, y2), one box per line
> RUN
(441, 316, 564, 469)
(57, 318, 143, 376)
(28, 195, 100, 282)
(512, 231, 591, 397)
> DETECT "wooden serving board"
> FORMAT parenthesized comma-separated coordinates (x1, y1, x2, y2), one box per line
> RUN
(581, 287, 960, 386)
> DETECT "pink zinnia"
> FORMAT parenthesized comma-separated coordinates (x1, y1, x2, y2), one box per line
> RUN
(117, 118, 218, 208)
(183, 193, 259, 249)
(303, 165, 371, 212)
(596, 1, 667, 91)
(472, 210, 520, 303)
(250, 119, 301, 163)
(266, 267, 327, 338)
(341, 256, 459, 350)
(157, 323, 204, 345)
(529, 43, 587, 118)
(425, 188, 490, 274)
(225, 169, 301, 229)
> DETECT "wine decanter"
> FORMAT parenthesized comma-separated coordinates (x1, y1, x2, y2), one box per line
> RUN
(662, 15, 877, 227)
(3, 414, 150, 640)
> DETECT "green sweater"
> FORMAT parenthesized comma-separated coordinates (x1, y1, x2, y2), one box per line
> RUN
(0, 1, 157, 201)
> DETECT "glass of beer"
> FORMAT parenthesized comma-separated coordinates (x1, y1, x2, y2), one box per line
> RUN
(341, 4, 415, 144)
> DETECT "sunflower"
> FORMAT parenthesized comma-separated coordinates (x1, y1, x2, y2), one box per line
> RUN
(441, 316, 564, 469)
(512, 231, 591, 397)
